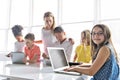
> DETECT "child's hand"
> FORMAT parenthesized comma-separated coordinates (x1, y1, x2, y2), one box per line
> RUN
(69, 38, 74, 45)
(42, 53, 49, 59)
(23, 57, 27, 63)
(6, 53, 11, 57)
(64, 66, 76, 72)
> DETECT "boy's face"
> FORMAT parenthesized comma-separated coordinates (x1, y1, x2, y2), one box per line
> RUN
(54, 32, 66, 42)
(25, 39, 34, 48)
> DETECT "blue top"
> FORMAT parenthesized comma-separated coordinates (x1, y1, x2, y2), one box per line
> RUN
(91, 44, 120, 80)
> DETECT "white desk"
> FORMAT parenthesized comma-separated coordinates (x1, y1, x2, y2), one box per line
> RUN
(0, 55, 91, 80)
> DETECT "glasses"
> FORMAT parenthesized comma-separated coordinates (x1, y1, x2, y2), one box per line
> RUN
(91, 32, 103, 36)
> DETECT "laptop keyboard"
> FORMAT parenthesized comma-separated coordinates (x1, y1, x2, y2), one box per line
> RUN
(56, 69, 81, 76)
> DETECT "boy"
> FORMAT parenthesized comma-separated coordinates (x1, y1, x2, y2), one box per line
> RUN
(24, 33, 41, 63)
(53, 26, 73, 61)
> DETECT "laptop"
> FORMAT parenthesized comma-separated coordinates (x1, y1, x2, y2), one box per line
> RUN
(11, 52, 25, 64)
(47, 47, 81, 75)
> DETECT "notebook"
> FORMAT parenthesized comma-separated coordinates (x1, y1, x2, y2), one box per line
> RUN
(11, 52, 25, 64)
(47, 47, 81, 75)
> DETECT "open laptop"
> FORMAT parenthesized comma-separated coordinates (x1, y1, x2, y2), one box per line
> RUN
(47, 47, 81, 75)
(11, 52, 25, 64)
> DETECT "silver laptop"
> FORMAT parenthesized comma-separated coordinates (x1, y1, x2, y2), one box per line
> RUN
(11, 52, 25, 64)
(47, 47, 80, 75)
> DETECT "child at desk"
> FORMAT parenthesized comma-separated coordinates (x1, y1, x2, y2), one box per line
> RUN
(65, 24, 120, 80)
(24, 33, 41, 63)
(6, 25, 25, 57)
(73, 30, 91, 63)
(53, 26, 73, 62)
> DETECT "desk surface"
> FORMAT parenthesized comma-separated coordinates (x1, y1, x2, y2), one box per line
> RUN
(0, 55, 91, 80)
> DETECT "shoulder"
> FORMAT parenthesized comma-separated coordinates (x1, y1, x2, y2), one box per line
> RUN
(32, 45, 40, 52)
(14, 41, 18, 44)
(53, 41, 59, 46)
(76, 44, 82, 48)
(24, 46, 28, 50)
(66, 38, 71, 43)
(14, 41, 21, 45)
(41, 27, 47, 32)
(98, 46, 110, 56)
(15, 41, 25, 45)
(100, 46, 110, 51)
(42, 28, 52, 34)
(65, 39, 73, 46)
(41, 28, 45, 32)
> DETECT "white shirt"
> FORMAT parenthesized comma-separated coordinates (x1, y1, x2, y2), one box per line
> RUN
(14, 41, 25, 52)
(41, 28, 57, 54)
(53, 38, 73, 61)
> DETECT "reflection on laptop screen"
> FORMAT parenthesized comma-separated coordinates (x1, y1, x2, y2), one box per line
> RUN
(48, 47, 68, 69)
(48, 47, 81, 76)
(11, 52, 25, 64)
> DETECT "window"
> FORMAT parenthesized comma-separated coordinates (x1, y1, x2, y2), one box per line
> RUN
(0, 0, 120, 56)
(0, 30, 7, 51)
(101, 21, 120, 53)
(10, 0, 30, 27)
(0, 0, 10, 29)
(33, 0, 58, 26)
(62, 0, 94, 23)
(101, 0, 120, 20)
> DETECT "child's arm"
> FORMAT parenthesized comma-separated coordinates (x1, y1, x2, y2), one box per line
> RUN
(27, 54, 39, 63)
(34, 40, 42, 44)
(78, 62, 92, 67)
(23, 54, 28, 63)
(6, 53, 11, 57)
(73, 47, 79, 62)
(73, 53, 77, 62)
(28, 46, 41, 63)
(42, 53, 49, 59)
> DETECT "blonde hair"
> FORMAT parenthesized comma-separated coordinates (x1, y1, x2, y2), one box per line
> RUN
(81, 30, 90, 45)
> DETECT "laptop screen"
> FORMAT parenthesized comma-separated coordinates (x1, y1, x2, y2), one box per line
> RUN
(47, 47, 68, 69)
(11, 52, 25, 64)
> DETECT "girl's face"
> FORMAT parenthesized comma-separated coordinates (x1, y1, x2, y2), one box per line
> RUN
(92, 26, 105, 45)
(44, 16, 54, 30)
